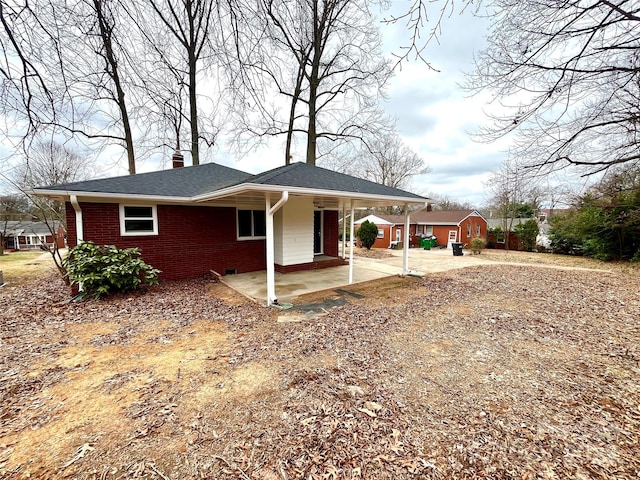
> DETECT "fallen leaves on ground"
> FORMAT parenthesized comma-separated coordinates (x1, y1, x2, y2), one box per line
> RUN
(1, 262, 639, 479)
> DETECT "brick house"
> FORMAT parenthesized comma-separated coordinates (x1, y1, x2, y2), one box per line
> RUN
(353, 214, 396, 249)
(1, 221, 65, 251)
(33, 161, 427, 305)
(356, 209, 488, 249)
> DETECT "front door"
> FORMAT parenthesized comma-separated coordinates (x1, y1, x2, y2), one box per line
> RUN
(447, 230, 457, 248)
(314, 210, 323, 255)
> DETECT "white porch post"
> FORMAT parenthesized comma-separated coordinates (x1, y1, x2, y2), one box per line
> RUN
(266, 191, 289, 306)
(348, 199, 355, 284)
(403, 204, 410, 275)
(341, 203, 347, 259)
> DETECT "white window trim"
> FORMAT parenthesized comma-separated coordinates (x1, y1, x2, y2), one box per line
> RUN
(120, 204, 158, 236)
(377, 228, 384, 238)
(237, 209, 266, 240)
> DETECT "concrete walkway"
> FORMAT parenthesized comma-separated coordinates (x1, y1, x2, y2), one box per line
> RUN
(221, 246, 613, 305)
(221, 247, 488, 304)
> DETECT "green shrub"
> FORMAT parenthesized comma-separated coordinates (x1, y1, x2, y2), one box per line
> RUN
(356, 220, 379, 250)
(63, 242, 161, 298)
(470, 237, 486, 254)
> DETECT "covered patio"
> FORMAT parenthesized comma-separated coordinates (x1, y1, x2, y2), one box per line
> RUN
(221, 253, 407, 304)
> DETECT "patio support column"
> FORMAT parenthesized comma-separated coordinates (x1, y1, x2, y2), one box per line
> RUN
(348, 199, 355, 284)
(266, 191, 289, 306)
(70, 195, 84, 243)
(403, 204, 410, 275)
(341, 203, 347, 259)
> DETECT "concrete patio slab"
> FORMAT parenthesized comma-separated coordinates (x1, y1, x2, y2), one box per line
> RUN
(221, 257, 398, 304)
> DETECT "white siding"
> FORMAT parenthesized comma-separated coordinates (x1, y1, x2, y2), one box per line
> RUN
(275, 197, 314, 266)
(274, 208, 284, 265)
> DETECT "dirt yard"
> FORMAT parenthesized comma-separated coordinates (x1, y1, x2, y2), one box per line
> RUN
(1, 251, 639, 479)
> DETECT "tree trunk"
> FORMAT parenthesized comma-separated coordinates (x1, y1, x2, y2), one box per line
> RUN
(305, 0, 320, 166)
(94, 0, 136, 175)
(189, 48, 199, 166)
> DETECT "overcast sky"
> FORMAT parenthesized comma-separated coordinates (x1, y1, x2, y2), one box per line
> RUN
(219, 5, 507, 208)
(0, 4, 508, 207)
(380, 5, 504, 206)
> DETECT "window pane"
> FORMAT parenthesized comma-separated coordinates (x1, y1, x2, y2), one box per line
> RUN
(124, 206, 153, 218)
(125, 219, 154, 232)
(253, 210, 266, 237)
(238, 210, 253, 237)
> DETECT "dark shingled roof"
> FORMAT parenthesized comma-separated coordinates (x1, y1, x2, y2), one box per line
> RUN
(246, 163, 425, 199)
(40, 162, 252, 197)
(37, 161, 426, 201)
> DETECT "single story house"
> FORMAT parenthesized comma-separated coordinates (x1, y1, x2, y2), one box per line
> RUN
(354, 209, 488, 249)
(353, 214, 396, 249)
(1, 221, 65, 251)
(33, 161, 428, 305)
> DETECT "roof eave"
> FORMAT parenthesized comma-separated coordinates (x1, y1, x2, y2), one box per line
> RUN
(31, 189, 193, 204)
(193, 183, 428, 206)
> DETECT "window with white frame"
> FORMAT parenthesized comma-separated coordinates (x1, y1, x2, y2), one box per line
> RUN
(476, 224, 481, 236)
(426, 225, 433, 236)
(377, 228, 384, 238)
(120, 205, 158, 235)
(26, 235, 46, 245)
(467, 223, 471, 237)
(237, 209, 266, 239)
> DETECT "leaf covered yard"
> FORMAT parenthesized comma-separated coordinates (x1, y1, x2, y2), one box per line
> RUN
(0, 258, 639, 479)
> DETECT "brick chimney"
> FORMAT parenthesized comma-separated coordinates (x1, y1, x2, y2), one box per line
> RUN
(426, 203, 433, 212)
(172, 150, 184, 168)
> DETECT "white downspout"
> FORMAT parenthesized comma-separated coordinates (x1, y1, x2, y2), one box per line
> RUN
(403, 205, 410, 275)
(348, 199, 355, 284)
(266, 191, 289, 306)
(70, 195, 84, 243)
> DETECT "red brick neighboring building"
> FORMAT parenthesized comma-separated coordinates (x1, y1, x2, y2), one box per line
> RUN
(357, 209, 488, 249)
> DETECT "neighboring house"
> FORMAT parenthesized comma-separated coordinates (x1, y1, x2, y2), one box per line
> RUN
(487, 217, 555, 250)
(33, 161, 427, 305)
(409, 209, 488, 248)
(353, 214, 397, 248)
(1, 221, 65, 251)
(353, 209, 488, 249)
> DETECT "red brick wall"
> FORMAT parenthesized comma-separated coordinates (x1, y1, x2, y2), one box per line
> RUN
(66, 202, 266, 280)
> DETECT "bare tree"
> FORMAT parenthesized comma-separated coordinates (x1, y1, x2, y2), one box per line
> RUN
(231, 0, 392, 166)
(0, 0, 141, 174)
(142, 0, 220, 166)
(468, 0, 640, 176)
(484, 158, 534, 251)
(12, 141, 94, 280)
(358, 133, 429, 190)
(427, 194, 473, 211)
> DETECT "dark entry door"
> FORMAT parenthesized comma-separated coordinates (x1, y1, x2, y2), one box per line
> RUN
(313, 210, 323, 255)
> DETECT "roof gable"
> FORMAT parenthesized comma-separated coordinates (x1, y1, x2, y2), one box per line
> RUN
(247, 163, 425, 200)
(411, 209, 487, 225)
(354, 214, 394, 225)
